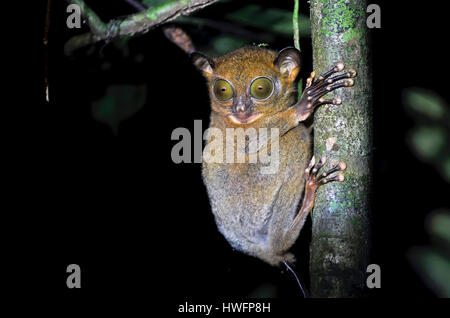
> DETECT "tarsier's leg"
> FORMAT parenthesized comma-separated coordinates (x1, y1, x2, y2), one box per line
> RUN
(295, 63, 357, 122)
(280, 156, 347, 253)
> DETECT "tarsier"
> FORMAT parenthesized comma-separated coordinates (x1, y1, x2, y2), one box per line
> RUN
(192, 46, 356, 266)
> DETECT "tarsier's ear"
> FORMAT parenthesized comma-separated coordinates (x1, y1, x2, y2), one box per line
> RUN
(191, 52, 214, 78)
(273, 47, 301, 84)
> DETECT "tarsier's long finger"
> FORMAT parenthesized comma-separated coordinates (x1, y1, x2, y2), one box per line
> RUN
(308, 69, 357, 95)
(308, 79, 355, 100)
(305, 71, 316, 89)
(311, 63, 345, 87)
(313, 97, 342, 108)
(319, 174, 345, 185)
(311, 156, 327, 177)
(318, 162, 347, 184)
(304, 156, 316, 177)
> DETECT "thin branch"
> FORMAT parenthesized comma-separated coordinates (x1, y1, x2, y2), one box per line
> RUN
(293, 0, 302, 97)
(44, 0, 52, 103)
(121, 1, 197, 54)
(293, 0, 300, 51)
(64, 0, 220, 55)
(124, 0, 147, 12)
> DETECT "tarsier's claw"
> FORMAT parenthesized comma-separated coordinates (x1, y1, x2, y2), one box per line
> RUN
(333, 98, 342, 105)
(348, 69, 357, 77)
(336, 62, 345, 71)
(337, 161, 347, 170)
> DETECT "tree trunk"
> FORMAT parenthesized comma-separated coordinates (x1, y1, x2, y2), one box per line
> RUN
(309, 0, 372, 297)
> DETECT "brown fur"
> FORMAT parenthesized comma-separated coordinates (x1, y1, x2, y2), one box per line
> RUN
(193, 46, 311, 266)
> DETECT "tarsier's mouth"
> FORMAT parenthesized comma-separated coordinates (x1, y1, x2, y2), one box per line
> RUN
(228, 113, 263, 125)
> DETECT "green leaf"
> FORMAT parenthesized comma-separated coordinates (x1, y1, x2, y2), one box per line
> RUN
(408, 246, 450, 297)
(91, 84, 147, 135)
(409, 126, 445, 160)
(427, 210, 450, 244)
(403, 88, 447, 119)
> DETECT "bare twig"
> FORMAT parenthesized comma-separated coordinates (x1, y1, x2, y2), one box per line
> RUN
(293, 0, 300, 51)
(64, 0, 220, 55)
(124, 0, 147, 12)
(44, 0, 52, 102)
(293, 0, 302, 97)
(122, 0, 197, 54)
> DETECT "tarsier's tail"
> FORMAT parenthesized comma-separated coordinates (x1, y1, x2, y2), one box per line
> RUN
(282, 260, 307, 298)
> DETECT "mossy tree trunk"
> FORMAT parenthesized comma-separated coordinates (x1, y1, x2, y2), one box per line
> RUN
(309, 0, 372, 297)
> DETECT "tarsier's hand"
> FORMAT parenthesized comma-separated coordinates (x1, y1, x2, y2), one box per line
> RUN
(304, 156, 347, 192)
(295, 63, 357, 122)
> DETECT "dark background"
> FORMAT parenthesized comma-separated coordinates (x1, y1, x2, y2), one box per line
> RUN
(23, 0, 450, 305)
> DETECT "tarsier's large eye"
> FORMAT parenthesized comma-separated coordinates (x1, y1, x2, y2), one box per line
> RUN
(250, 77, 273, 100)
(213, 79, 234, 101)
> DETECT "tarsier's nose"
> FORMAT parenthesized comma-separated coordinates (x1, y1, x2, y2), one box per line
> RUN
(235, 96, 249, 114)
(229, 95, 262, 125)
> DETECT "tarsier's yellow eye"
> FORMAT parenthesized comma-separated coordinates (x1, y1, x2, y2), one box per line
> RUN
(250, 77, 273, 100)
(213, 79, 233, 101)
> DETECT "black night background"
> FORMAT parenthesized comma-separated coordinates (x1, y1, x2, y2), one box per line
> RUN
(15, 0, 450, 311)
